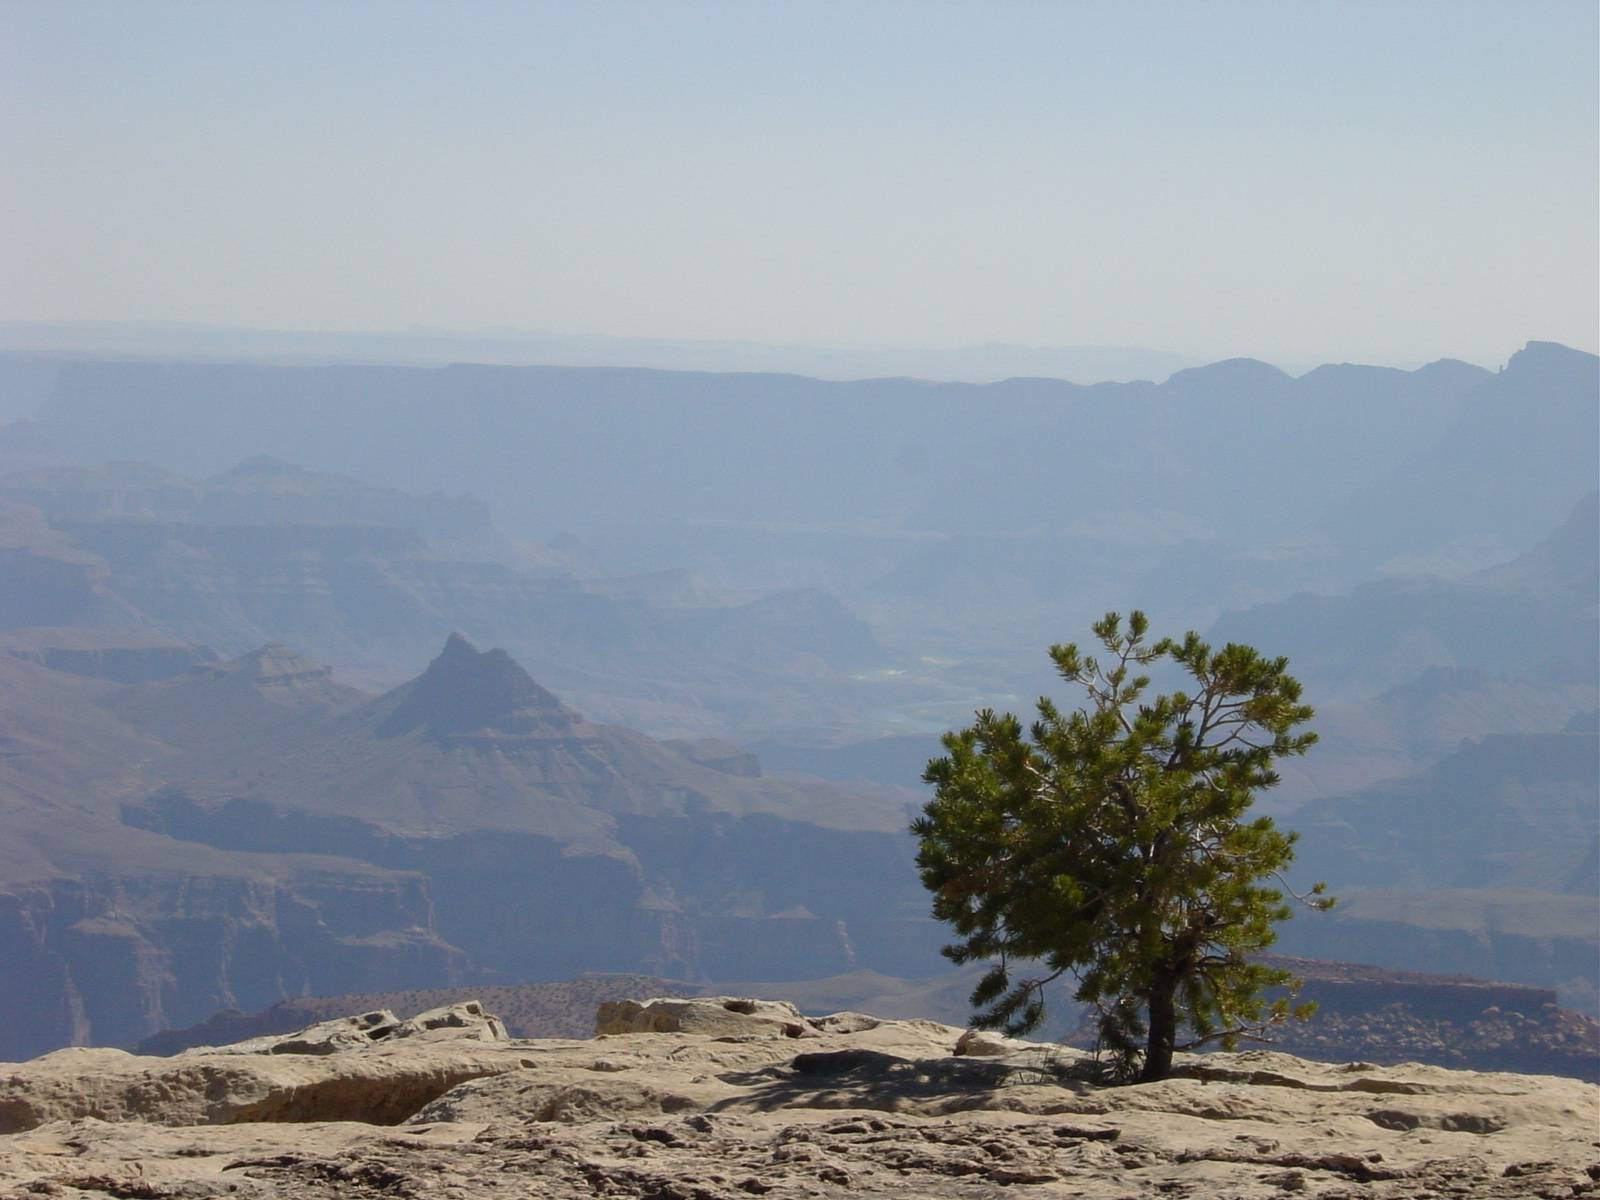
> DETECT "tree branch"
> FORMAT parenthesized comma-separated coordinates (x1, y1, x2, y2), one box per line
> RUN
(1174, 1021, 1285, 1052)
(1270, 871, 1334, 910)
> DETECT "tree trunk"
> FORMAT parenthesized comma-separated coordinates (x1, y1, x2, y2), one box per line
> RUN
(1140, 979, 1177, 1082)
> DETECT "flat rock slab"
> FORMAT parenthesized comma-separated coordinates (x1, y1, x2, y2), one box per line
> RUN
(0, 1003, 517, 1132)
(1, 999, 1596, 1198)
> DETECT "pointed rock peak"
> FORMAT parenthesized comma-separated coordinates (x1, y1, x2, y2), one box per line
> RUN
(376, 636, 571, 740)
(439, 631, 478, 659)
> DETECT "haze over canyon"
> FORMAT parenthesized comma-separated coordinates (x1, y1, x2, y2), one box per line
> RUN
(0, 338, 1592, 1067)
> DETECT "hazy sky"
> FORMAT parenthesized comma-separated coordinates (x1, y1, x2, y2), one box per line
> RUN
(4, 1, 1596, 367)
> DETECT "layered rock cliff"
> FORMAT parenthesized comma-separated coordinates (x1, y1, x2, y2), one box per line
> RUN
(0, 636, 939, 1058)
(122, 635, 941, 987)
(0, 870, 464, 1060)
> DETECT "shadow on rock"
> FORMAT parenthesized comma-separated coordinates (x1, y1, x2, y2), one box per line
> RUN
(712, 1047, 1096, 1115)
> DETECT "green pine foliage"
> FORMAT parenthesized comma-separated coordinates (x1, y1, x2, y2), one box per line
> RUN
(912, 611, 1331, 1082)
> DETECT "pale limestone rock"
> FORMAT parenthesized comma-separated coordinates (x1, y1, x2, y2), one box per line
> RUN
(176, 1000, 506, 1058)
(953, 1027, 1040, 1056)
(0, 997, 1596, 1198)
(594, 996, 820, 1039)
(390, 1001, 509, 1044)
(0, 1001, 519, 1134)
(200, 1009, 401, 1056)
(808, 1011, 882, 1034)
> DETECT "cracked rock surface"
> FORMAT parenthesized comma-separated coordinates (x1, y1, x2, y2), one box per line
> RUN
(1, 997, 1595, 1198)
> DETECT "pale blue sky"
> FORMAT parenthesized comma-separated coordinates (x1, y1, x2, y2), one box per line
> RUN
(4, 1, 1596, 367)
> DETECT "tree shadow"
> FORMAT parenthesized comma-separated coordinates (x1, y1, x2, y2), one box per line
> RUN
(707, 1048, 1098, 1114)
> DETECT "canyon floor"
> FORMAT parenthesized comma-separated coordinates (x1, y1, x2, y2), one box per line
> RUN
(1, 997, 1596, 1199)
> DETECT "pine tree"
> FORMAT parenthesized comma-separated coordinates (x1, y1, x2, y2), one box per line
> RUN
(912, 611, 1332, 1082)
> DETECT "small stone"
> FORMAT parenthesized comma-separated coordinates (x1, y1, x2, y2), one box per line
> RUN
(955, 1029, 1033, 1056)
(988, 1165, 1060, 1184)
(1503, 1161, 1557, 1178)
(1054, 1124, 1120, 1142)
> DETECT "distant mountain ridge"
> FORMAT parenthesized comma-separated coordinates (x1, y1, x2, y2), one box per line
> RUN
(0, 456, 491, 538)
(0, 322, 1197, 384)
(0, 458, 891, 734)
(1207, 491, 1598, 699)
(1321, 341, 1599, 563)
(0, 338, 1594, 1061)
(4, 341, 1591, 743)
(1290, 728, 1600, 895)
(0, 636, 941, 1059)
(0, 650, 467, 1057)
(3, 348, 1546, 551)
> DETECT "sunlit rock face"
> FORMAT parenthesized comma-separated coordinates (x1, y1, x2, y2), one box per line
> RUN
(2, 998, 1596, 1199)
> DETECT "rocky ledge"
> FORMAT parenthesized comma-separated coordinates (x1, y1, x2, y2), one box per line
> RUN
(1, 997, 1596, 1199)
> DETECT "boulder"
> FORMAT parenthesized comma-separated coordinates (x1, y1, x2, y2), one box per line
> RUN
(809, 1011, 883, 1034)
(391, 1001, 509, 1044)
(184, 1001, 506, 1057)
(205, 1009, 401, 1056)
(595, 996, 821, 1039)
(953, 1028, 1039, 1057)
(0, 1002, 520, 1132)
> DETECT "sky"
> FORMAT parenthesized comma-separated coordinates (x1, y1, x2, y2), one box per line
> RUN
(3, 1, 1597, 369)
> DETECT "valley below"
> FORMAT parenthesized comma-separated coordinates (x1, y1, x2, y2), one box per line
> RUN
(0, 343, 1593, 1088)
